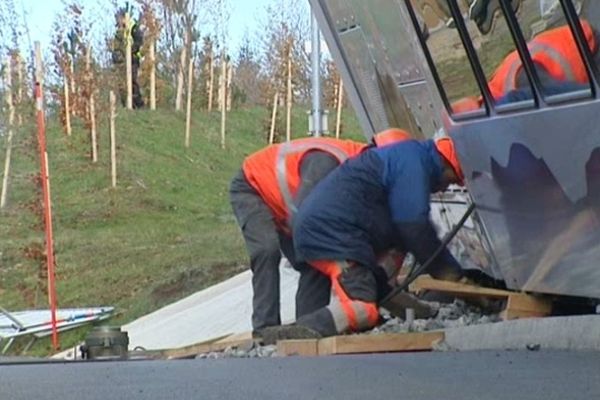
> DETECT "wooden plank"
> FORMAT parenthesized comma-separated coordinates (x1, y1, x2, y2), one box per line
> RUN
(317, 331, 444, 356)
(277, 339, 318, 356)
(213, 331, 253, 345)
(143, 332, 257, 360)
(409, 275, 518, 299)
(501, 294, 552, 320)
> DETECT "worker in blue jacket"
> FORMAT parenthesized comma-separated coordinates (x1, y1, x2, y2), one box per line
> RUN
(260, 137, 465, 343)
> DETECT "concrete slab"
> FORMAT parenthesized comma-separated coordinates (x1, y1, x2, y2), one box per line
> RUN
(442, 315, 600, 351)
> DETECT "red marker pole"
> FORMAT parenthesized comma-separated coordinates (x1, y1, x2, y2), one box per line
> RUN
(34, 41, 58, 350)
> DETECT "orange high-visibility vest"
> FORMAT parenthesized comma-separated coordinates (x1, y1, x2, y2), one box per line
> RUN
(488, 20, 597, 100)
(242, 137, 367, 230)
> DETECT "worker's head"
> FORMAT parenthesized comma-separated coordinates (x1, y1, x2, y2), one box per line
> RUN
(435, 137, 464, 188)
(372, 128, 411, 147)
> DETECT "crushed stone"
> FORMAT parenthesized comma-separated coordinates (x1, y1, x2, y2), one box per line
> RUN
(371, 299, 501, 334)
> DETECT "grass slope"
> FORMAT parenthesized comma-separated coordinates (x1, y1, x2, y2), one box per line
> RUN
(0, 105, 362, 355)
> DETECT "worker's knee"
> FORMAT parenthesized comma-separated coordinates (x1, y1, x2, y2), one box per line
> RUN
(248, 239, 280, 264)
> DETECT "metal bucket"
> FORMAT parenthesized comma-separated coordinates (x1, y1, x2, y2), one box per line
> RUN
(81, 326, 129, 360)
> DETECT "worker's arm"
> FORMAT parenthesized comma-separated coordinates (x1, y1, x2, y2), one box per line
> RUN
(385, 149, 462, 281)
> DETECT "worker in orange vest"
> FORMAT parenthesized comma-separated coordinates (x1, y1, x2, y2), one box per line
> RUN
(258, 136, 465, 342)
(488, 20, 597, 100)
(450, 21, 598, 114)
(229, 129, 410, 336)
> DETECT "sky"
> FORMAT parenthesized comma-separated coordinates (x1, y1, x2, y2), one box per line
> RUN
(19, 0, 302, 55)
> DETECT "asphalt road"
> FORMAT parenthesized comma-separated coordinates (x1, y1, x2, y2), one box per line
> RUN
(2, 350, 599, 400)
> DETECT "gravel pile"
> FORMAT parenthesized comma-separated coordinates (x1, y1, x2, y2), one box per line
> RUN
(372, 299, 501, 334)
(195, 343, 278, 359)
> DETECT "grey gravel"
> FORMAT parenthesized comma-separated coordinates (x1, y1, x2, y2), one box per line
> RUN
(371, 299, 500, 335)
(195, 343, 278, 359)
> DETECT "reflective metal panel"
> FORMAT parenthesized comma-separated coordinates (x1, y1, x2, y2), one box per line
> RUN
(311, 0, 600, 298)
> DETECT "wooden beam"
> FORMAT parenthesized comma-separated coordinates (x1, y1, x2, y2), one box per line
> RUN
(410, 275, 517, 299)
(277, 339, 318, 356)
(501, 294, 552, 320)
(410, 275, 552, 321)
(317, 331, 444, 355)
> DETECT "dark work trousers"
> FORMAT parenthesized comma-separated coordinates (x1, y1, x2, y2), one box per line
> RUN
(229, 170, 331, 331)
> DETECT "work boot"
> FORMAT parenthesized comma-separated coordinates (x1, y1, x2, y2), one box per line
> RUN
(259, 324, 322, 346)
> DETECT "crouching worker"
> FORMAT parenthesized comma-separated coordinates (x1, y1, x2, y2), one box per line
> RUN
(230, 130, 410, 337)
(261, 136, 465, 342)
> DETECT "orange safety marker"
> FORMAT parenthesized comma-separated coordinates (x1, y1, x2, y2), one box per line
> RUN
(34, 41, 59, 350)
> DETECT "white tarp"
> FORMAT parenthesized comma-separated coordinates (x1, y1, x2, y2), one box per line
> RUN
(122, 263, 299, 350)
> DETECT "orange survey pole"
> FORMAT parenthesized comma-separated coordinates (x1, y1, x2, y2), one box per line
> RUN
(34, 41, 59, 350)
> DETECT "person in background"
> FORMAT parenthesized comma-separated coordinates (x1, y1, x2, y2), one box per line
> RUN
(112, 6, 145, 109)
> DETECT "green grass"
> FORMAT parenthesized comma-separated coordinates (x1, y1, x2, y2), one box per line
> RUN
(0, 104, 363, 355)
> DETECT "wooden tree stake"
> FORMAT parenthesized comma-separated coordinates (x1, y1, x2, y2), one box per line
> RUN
(207, 50, 214, 112)
(185, 56, 194, 148)
(1, 57, 15, 209)
(149, 39, 156, 110)
(63, 72, 72, 136)
(220, 52, 227, 149)
(110, 91, 117, 187)
(269, 92, 279, 144)
(16, 53, 23, 125)
(86, 46, 97, 162)
(286, 47, 292, 142)
(226, 63, 233, 111)
(69, 55, 75, 97)
(176, 34, 187, 111)
(125, 12, 133, 110)
(335, 78, 344, 138)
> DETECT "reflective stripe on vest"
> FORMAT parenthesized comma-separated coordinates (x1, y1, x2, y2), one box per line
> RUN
(503, 42, 578, 94)
(276, 141, 352, 221)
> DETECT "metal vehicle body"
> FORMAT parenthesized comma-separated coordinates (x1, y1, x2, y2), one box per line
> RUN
(309, 0, 600, 299)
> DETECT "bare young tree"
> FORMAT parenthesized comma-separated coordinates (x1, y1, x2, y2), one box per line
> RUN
(158, 0, 209, 110)
(258, 0, 310, 142)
